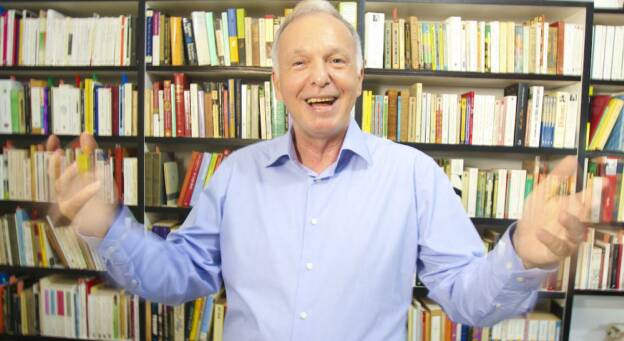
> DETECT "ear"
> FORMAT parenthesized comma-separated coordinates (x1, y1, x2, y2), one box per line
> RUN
(272, 71, 283, 101)
(356, 67, 364, 97)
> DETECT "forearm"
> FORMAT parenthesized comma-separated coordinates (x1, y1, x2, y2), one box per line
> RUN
(422, 224, 555, 327)
(93, 206, 222, 305)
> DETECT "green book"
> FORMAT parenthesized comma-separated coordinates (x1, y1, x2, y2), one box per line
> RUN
(205, 12, 219, 66)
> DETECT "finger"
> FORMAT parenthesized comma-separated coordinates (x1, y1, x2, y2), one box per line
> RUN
(536, 228, 575, 258)
(45, 135, 61, 152)
(80, 132, 98, 154)
(558, 210, 586, 244)
(58, 180, 101, 219)
(55, 162, 79, 194)
(47, 149, 64, 180)
(549, 156, 578, 178)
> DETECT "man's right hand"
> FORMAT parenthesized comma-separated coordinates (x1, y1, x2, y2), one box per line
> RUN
(46, 133, 119, 238)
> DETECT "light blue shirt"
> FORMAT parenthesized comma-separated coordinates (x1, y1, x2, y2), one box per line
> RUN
(98, 118, 553, 341)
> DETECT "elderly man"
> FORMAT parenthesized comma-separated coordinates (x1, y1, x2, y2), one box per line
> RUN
(47, 0, 586, 340)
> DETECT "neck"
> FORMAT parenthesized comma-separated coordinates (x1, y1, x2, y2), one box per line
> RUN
(292, 127, 347, 174)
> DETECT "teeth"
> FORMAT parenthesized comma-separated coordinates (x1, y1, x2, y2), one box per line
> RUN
(306, 97, 335, 104)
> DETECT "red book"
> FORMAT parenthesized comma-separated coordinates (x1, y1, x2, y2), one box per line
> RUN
(177, 151, 199, 207)
(183, 152, 204, 207)
(173, 73, 186, 136)
(589, 95, 612, 143)
(151, 82, 160, 135)
(163, 80, 172, 137)
(114, 146, 124, 203)
(111, 85, 119, 136)
(601, 158, 618, 223)
(550, 22, 565, 75)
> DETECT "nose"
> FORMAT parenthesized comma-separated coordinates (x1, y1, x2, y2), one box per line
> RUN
(310, 60, 330, 88)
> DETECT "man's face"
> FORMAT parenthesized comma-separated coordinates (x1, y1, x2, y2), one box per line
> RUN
(272, 13, 363, 141)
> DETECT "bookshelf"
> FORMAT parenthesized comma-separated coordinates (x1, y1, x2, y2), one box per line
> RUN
(2, 0, 624, 340)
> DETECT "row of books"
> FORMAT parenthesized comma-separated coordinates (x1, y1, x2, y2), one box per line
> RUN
(145, 4, 357, 67)
(0, 77, 138, 136)
(144, 220, 227, 341)
(594, 0, 624, 9)
(584, 157, 624, 224)
(587, 95, 624, 151)
(0, 208, 104, 270)
(0, 275, 140, 339)
(591, 25, 624, 81)
(0, 9, 135, 67)
(144, 150, 227, 208)
(407, 297, 561, 341)
(436, 157, 574, 220)
(362, 83, 578, 149)
(575, 227, 624, 290)
(0, 144, 137, 205)
(145, 74, 288, 139)
(364, 13, 584, 76)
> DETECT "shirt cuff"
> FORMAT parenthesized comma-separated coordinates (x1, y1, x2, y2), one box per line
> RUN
(97, 205, 144, 267)
(489, 222, 558, 293)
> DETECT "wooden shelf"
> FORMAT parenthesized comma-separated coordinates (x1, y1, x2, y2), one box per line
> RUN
(145, 206, 191, 215)
(0, 66, 137, 77)
(594, 8, 624, 14)
(0, 134, 141, 146)
(145, 136, 260, 149)
(0, 334, 94, 341)
(573, 289, 624, 296)
(146, 65, 272, 78)
(585, 150, 624, 158)
(399, 142, 577, 156)
(364, 69, 581, 88)
(0, 265, 104, 277)
(591, 79, 624, 86)
(471, 218, 516, 228)
(582, 221, 624, 229)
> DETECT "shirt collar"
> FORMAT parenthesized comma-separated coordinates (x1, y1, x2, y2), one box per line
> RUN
(264, 118, 372, 168)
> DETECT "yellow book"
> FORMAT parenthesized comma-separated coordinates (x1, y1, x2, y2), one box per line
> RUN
(84, 79, 94, 134)
(76, 149, 92, 174)
(189, 297, 205, 341)
(460, 96, 467, 143)
(18, 17, 24, 65)
(438, 24, 445, 71)
(30, 145, 36, 200)
(37, 222, 48, 267)
(170, 17, 184, 66)
(589, 98, 624, 150)
(229, 37, 239, 64)
(362, 90, 371, 133)
(212, 297, 227, 341)
(429, 23, 436, 71)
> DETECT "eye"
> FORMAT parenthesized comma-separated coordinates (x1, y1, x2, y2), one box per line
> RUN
(292, 60, 305, 67)
(331, 57, 346, 64)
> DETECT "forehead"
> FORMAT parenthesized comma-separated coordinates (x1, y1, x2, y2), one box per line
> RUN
(279, 12, 354, 53)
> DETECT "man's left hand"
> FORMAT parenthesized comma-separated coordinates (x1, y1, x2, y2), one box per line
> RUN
(513, 156, 589, 269)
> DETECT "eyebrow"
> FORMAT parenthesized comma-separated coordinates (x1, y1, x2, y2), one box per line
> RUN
(289, 47, 350, 56)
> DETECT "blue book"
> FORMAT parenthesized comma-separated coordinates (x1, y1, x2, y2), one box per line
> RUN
(605, 97, 624, 151)
(15, 208, 27, 265)
(146, 11, 153, 63)
(199, 295, 215, 339)
(227, 8, 237, 37)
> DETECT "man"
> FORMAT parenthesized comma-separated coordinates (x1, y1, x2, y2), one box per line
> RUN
(47, 0, 587, 340)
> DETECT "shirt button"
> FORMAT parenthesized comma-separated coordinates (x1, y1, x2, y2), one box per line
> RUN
(495, 303, 502, 309)
(516, 277, 525, 283)
(130, 279, 138, 287)
(505, 261, 512, 270)
(306, 263, 314, 270)
(310, 218, 318, 225)
(299, 311, 308, 320)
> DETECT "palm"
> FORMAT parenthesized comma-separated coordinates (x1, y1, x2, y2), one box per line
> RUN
(46, 133, 118, 238)
(514, 156, 587, 269)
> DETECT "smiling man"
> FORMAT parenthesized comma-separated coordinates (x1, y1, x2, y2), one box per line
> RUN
(47, 1, 588, 340)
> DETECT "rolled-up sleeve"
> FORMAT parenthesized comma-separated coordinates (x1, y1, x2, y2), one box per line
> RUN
(415, 157, 556, 327)
(91, 157, 234, 305)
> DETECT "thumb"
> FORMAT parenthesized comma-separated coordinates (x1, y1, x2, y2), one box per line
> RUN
(79, 132, 98, 154)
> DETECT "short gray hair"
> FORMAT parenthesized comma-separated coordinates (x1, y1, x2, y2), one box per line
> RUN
(271, 0, 363, 74)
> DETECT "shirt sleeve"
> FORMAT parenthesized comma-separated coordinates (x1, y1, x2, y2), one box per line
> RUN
(414, 156, 557, 327)
(93, 157, 234, 306)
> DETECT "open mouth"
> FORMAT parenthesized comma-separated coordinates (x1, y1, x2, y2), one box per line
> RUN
(305, 96, 338, 110)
